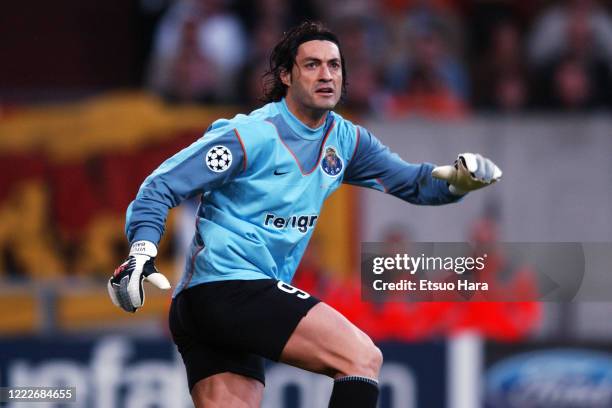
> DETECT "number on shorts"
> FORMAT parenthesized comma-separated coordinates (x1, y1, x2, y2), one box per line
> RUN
(276, 281, 311, 299)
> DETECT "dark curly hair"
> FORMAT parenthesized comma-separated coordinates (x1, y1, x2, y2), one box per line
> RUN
(262, 21, 347, 103)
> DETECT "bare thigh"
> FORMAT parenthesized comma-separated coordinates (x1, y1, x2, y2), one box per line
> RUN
(279, 302, 382, 379)
(191, 372, 264, 408)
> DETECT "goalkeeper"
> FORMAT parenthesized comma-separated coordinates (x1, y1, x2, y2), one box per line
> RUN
(108, 21, 501, 408)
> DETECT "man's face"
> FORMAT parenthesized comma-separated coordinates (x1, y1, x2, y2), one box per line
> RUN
(282, 40, 343, 111)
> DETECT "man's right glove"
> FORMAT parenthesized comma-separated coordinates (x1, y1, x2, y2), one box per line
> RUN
(432, 153, 502, 195)
(107, 240, 171, 313)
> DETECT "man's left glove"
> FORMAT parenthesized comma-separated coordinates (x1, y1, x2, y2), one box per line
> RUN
(107, 240, 171, 313)
(432, 153, 502, 195)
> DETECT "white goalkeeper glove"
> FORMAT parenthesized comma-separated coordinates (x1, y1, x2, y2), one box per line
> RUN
(432, 153, 502, 195)
(107, 240, 171, 313)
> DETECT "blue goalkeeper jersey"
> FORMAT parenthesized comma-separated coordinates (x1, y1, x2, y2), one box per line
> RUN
(125, 98, 461, 295)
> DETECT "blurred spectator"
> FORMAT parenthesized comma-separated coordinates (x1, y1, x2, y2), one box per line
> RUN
(382, 0, 465, 58)
(548, 55, 608, 109)
(529, 0, 612, 109)
(383, 28, 469, 119)
(379, 223, 413, 256)
(240, 57, 271, 110)
(147, 0, 247, 103)
(453, 216, 542, 340)
(463, 0, 535, 58)
(528, 0, 612, 69)
(334, 16, 381, 113)
(473, 20, 530, 112)
(238, 21, 283, 109)
(381, 2, 469, 118)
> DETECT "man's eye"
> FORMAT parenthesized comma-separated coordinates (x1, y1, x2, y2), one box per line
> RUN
(306, 62, 317, 68)
(330, 62, 340, 69)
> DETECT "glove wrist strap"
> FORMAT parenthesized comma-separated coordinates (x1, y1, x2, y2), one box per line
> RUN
(129, 240, 158, 258)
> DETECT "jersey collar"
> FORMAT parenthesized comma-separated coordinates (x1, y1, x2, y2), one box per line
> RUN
(277, 98, 332, 140)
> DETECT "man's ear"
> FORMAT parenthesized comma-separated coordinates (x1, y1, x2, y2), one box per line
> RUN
(280, 68, 291, 87)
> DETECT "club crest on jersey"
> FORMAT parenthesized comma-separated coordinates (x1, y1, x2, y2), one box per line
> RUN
(206, 145, 232, 172)
(320, 146, 343, 177)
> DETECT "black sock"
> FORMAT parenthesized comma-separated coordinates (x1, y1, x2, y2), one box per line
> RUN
(328, 376, 379, 408)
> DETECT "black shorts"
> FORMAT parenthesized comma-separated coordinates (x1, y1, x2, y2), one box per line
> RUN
(168, 279, 320, 391)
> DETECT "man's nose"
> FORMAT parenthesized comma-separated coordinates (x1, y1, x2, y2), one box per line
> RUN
(318, 65, 333, 81)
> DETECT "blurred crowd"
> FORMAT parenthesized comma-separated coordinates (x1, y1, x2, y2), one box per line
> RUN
(146, 0, 612, 116)
(293, 215, 541, 342)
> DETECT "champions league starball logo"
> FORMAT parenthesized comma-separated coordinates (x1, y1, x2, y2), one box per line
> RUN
(205, 145, 232, 172)
(320, 146, 343, 177)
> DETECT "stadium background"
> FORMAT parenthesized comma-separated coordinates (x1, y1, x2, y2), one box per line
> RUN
(1, 0, 612, 407)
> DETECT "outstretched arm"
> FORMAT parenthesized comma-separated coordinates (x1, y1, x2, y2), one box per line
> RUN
(343, 126, 460, 205)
